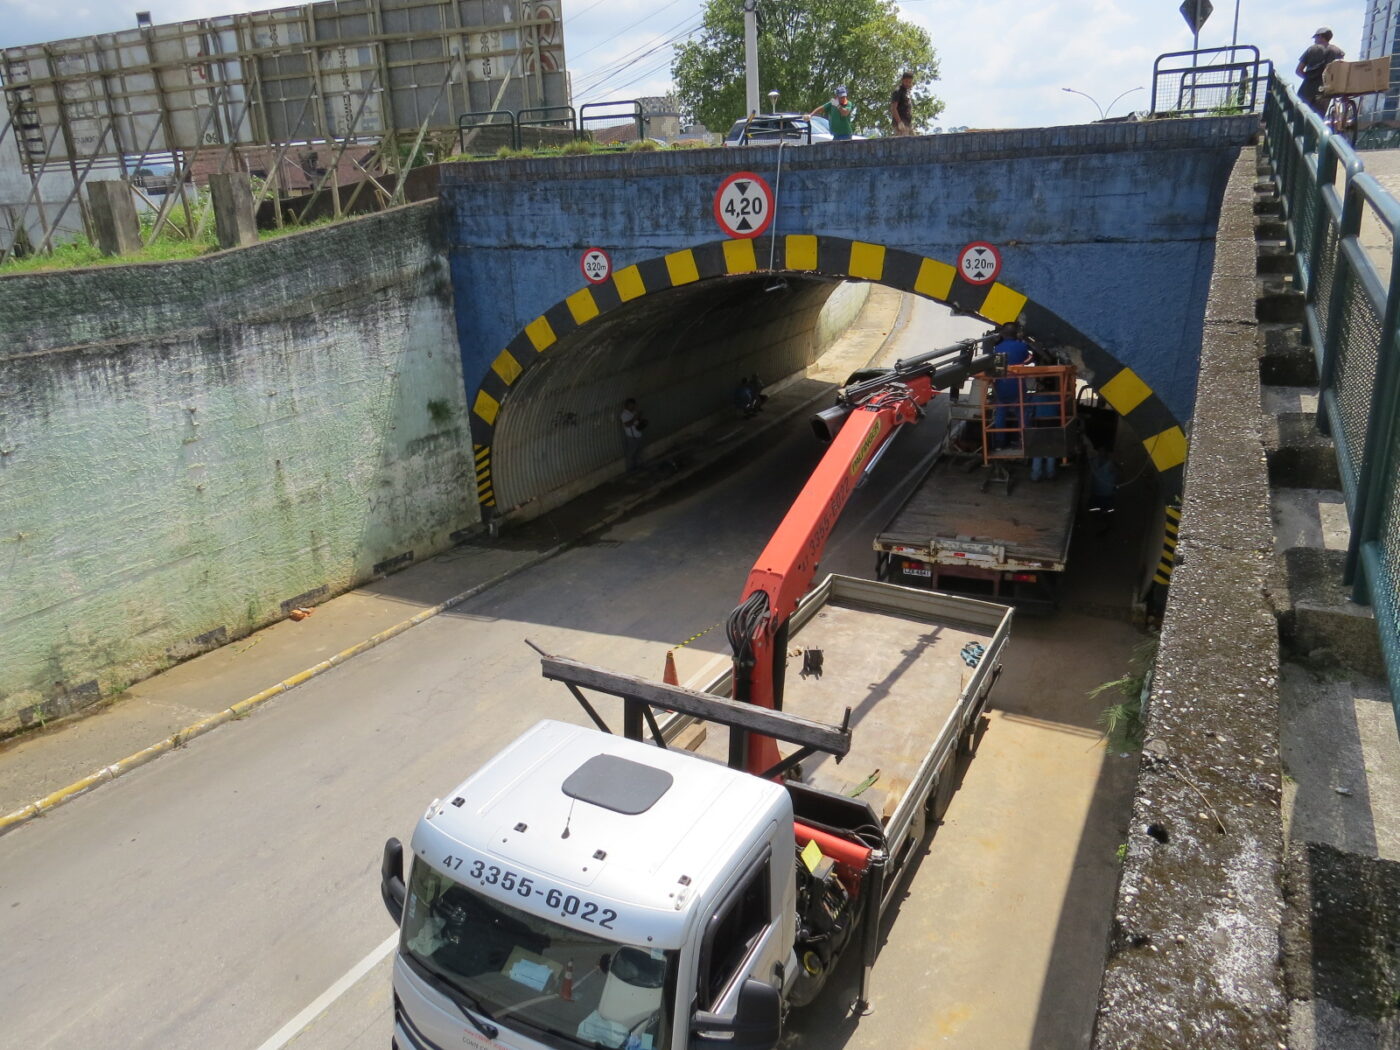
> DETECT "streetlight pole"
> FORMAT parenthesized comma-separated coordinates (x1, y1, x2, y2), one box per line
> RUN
(1061, 86, 1144, 121)
(743, 0, 760, 117)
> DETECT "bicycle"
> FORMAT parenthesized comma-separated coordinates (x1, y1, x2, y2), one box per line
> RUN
(1324, 92, 1361, 144)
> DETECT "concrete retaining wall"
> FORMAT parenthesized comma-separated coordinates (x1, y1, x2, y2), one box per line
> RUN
(0, 203, 473, 732)
(1092, 147, 1289, 1049)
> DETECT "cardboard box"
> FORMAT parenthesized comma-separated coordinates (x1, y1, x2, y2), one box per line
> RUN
(1323, 57, 1391, 96)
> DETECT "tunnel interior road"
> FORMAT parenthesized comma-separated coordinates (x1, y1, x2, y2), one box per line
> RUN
(489, 273, 842, 518)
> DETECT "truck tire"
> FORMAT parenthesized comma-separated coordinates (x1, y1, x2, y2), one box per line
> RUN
(927, 764, 958, 822)
(958, 713, 984, 757)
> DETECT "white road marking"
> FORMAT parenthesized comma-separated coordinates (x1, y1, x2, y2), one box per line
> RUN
(253, 932, 399, 1050)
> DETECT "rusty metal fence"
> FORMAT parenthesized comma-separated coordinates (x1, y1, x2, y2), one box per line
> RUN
(1264, 72, 1400, 718)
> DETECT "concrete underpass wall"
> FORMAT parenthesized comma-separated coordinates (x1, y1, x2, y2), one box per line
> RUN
(491, 277, 862, 517)
(0, 203, 471, 732)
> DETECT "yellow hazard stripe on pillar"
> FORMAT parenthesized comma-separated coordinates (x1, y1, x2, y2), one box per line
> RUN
(566, 287, 600, 325)
(665, 249, 701, 286)
(979, 282, 1028, 325)
(525, 315, 556, 352)
(475, 443, 495, 505)
(1154, 505, 1182, 584)
(914, 257, 956, 299)
(785, 234, 817, 271)
(1099, 367, 1152, 414)
(473, 389, 501, 425)
(614, 264, 646, 301)
(1144, 426, 1188, 471)
(848, 241, 885, 280)
(491, 349, 522, 385)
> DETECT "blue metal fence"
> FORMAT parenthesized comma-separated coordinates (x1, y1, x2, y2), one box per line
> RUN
(1264, 73, 1400, 723)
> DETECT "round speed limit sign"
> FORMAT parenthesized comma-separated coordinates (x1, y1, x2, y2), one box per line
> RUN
(713, 171, 775, 239)
(957, 242, 1001, 285)
(580, 247, 612, 284)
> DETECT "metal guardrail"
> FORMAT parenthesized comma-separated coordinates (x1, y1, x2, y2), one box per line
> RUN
(1151, 46, 1273, 116)
(578, 100, 645, 147)
(456, 109, 518, 156)
(454, 100, 657, 155)
(517, 104, 578, 150)
(1264, 72, 1400, 721)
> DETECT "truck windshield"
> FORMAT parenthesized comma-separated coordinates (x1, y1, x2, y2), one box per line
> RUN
(402, 859, 677, 1050)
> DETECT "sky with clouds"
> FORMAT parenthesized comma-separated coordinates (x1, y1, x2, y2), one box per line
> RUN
(0, 0, 1363, 130)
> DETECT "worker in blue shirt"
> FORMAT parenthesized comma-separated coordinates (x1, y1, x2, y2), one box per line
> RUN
(1028, 375, 1063, 481)
(991, 323, 1032, 449)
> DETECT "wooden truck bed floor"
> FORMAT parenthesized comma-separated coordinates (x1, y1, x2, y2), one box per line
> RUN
(878, 456, 1080, 564)
(695, 594, 996, 822)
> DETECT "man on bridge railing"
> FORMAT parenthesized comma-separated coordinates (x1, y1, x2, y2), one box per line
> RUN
(1296, 27, 1344, 115)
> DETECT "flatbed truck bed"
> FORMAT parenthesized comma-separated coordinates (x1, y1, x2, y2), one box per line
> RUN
(693, 573, 1010, 860)
(875, 452, 1081, 611)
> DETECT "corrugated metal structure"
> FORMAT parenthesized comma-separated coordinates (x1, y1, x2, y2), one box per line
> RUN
(0, 0, 567, 255)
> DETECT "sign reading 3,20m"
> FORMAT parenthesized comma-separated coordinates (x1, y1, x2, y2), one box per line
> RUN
(714, 171, 775, 239)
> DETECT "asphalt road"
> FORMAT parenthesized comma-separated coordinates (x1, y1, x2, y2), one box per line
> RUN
(0, 298, 1147, 1050)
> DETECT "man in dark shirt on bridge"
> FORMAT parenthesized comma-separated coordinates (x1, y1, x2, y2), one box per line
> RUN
(1297, 27, 1344, 115)
(890, 71, 915, 136)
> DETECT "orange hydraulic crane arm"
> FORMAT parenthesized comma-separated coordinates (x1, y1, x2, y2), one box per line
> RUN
(726, 338, 1003, 776)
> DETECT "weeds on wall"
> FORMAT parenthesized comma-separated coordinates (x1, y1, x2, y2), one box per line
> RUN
(0, 188, 340, 276)
(1091, 637, 1158, 752)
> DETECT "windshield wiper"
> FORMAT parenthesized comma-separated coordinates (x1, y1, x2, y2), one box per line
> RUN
(408, 957, 500, 1041)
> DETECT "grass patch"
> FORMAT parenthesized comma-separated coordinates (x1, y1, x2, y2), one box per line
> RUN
(2, 205, 348, 276)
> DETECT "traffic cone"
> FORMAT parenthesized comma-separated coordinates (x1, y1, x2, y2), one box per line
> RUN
(663, 649, 678, 685)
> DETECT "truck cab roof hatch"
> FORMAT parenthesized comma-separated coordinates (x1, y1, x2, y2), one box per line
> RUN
(562, 754, 673, 814)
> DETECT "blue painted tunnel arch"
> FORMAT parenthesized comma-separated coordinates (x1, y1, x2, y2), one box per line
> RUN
(468, 235, 1187, 589)
(443, 120, 1255, 592)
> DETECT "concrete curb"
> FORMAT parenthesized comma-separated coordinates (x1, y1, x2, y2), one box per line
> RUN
(0, 290, 909, 839)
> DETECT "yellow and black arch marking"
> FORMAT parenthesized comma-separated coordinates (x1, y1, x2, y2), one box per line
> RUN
(469, 234, 1188, 589)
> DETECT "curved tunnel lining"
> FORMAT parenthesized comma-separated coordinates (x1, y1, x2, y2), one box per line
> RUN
(469, 235, 1188, 589)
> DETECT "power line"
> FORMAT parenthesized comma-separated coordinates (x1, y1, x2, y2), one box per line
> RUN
(571, 11, 701, 91)
(572, 15, 702, 97)
(566, 0, 690, 65)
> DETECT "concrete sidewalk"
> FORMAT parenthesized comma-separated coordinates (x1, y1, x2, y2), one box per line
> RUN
(0, 286, 908, 832)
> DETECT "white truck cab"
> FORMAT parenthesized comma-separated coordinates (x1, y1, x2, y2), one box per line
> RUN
(383, 719, 794, 1050)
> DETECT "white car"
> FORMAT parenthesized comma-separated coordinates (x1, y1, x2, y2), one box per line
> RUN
(722, 113, 861, 146)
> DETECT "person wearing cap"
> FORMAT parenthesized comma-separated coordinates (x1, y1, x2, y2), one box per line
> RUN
(810, 85, 854, 140)
(1296, 27, 1345, 115)
(890, 71, 915, 135)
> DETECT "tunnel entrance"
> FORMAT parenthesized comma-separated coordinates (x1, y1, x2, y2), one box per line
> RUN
(469, 236, 1189, 595)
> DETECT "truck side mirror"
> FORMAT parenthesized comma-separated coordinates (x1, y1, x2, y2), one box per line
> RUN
(691, 978, 782, 1049)
(381, 838, 406, 925)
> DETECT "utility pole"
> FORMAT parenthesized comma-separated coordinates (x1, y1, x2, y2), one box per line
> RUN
(743, 0, 760, 117)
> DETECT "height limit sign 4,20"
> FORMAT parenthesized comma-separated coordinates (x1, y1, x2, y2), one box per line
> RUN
(714, 172, 775, 239)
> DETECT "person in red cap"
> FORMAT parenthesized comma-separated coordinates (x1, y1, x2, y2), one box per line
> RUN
(1297, 27, 1344, 115)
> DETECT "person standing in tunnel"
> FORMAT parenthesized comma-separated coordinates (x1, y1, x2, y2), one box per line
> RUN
(620, 398, 646, 471)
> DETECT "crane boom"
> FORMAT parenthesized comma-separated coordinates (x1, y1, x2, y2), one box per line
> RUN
(727, 337, 1004, 776)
